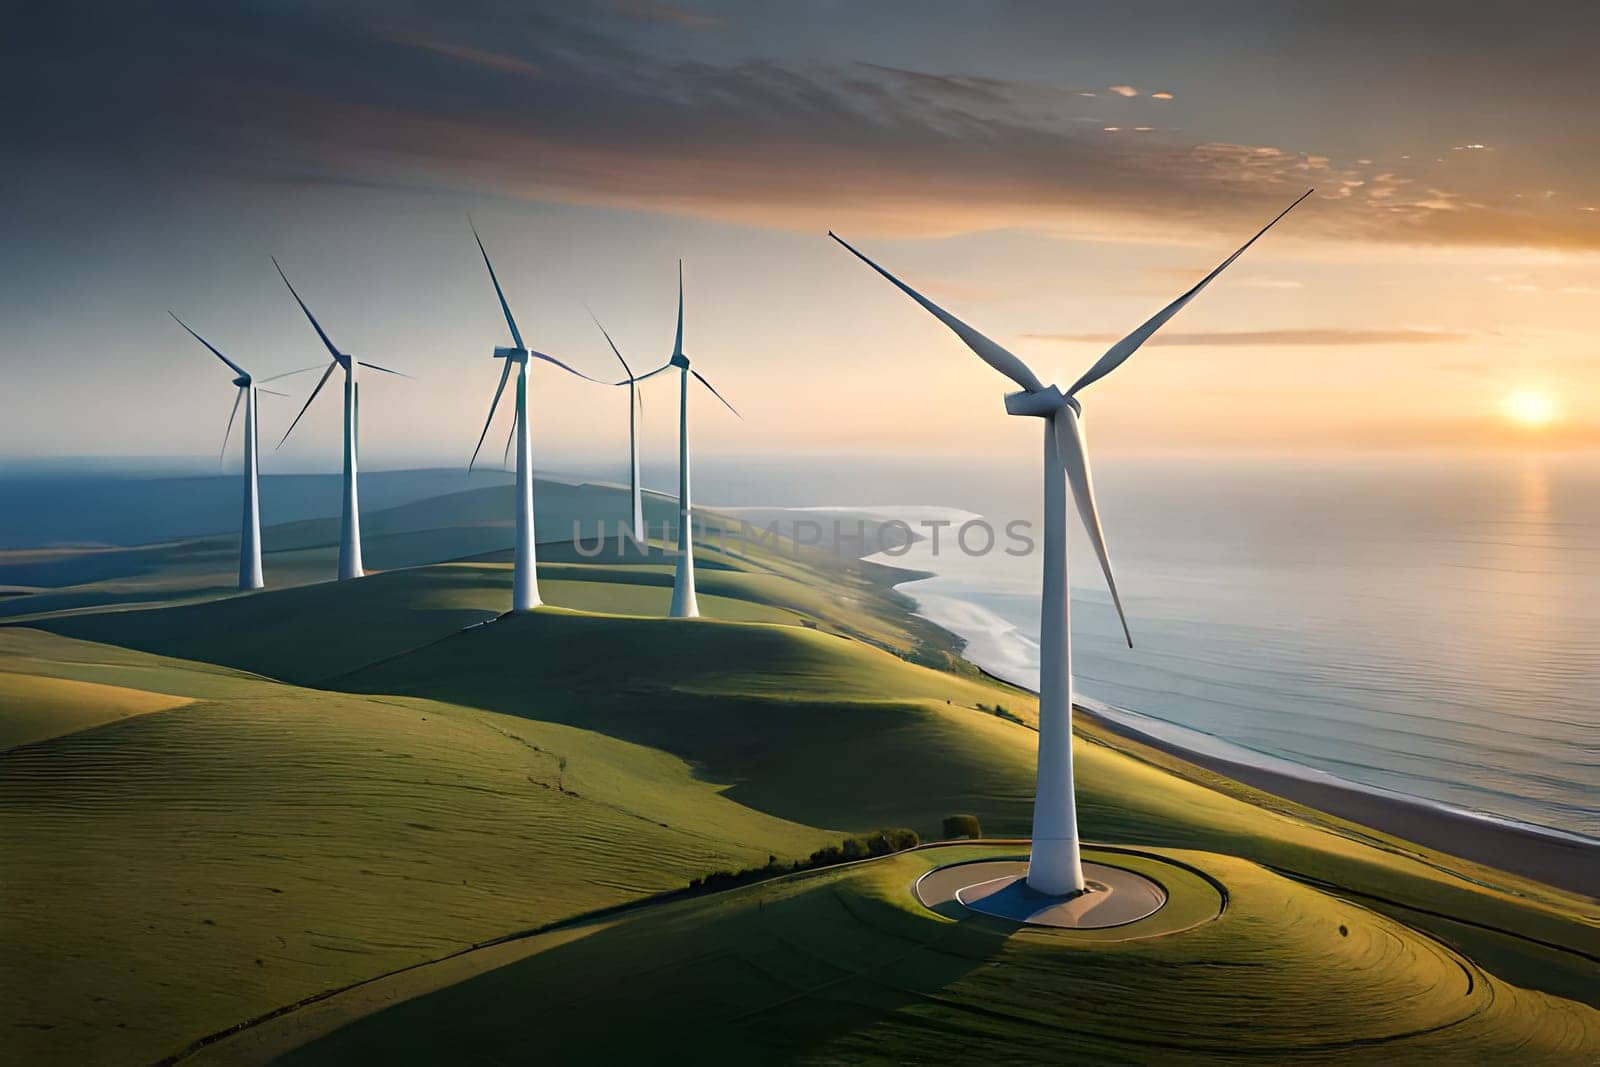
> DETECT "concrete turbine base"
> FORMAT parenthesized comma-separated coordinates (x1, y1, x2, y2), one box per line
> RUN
(917, 859, 1167, 929)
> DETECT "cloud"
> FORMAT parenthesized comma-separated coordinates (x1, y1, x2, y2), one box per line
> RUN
(856, 63, 1010, 104)
(1144, 268, 1303, 289)
(5, 7, 1598, 251)
(605, 0, 723, 29)
(1107, 85, 1139, 96)
(1490, 277, 1600, 295)
(387, 34, 542, 77)
(1150, 91, 1174, 100)
(1024, 329, 1470, 347)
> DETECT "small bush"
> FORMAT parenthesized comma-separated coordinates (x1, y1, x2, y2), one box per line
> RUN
(941, 814, 983, 840)
(977, 702, 1024, 725)
(684, 828, 921, 897)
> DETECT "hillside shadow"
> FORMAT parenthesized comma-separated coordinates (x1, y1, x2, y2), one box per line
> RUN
(332, 612, 1038, 837)
(276, 866, 1020, 1065)
(30, 567, 509, 686)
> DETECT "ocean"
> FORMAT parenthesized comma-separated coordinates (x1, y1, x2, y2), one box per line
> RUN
(844, 453, 1599, 841)
(3, 452, 1594, 840)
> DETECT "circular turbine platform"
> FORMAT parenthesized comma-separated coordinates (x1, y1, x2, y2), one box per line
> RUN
(917, 858, 1168, 929)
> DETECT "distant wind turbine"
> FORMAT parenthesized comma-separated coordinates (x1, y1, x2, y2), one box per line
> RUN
(635, 262, 740, 618)
(587, 310, 648, 545)
(169, 313, 305, 591)
(467, 223, 602, 611)
(273, 258, 411, 582)
(831, 189, 1312, 897)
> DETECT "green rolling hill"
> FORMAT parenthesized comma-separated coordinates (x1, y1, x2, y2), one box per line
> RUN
(268, 846, 1599, 1065)
(1, 481, 1594, 1064)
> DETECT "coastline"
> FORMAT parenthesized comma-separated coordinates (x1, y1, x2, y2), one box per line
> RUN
(1074, 696, 1599, 897)
(857, 551, 1598, 899)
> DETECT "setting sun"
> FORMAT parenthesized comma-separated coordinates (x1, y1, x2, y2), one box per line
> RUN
(1505, 389, 1557, 428)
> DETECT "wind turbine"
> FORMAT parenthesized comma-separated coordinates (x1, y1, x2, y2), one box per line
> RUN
(273, 258, 410, 582)
(169, 313, 303, 591)
(634, 262, 740, 618)
(588, 311, 648, 545)
(466, 224, 602, 611)
(831, 190, 1311, 897)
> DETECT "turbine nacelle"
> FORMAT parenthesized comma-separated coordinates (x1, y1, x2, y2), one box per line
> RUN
(670, 352, 690, 370)
(232, 374, 251, 388)
(1004, 386, 1079, 419)
(467, 224, 601, 473)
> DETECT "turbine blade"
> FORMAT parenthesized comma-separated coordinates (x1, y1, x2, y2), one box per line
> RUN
(221, 387, 243, 465)
(470, 220, 525, 351)
(470, 359, 514, 472)
(503, 411, 516, 469)
(529, 349, 604, 384)
(277, 361, 337, 449)
(357, 360, 412, 378)
(673, 260, 684, 359)
(635, 380, 644, 417)
(257, 387, 291, 398)
(586, 306, 634, 380)
(171, 312, 249, 379)
(259, 365, 325, 384)
(1052, 407, 1132, 648)
(692, 369, 741, 419)
(632, 363, 674, 384)
(272, 258, 344, 363)
(1068, 189, 1313, 396)
(828, 231, 1044, 394)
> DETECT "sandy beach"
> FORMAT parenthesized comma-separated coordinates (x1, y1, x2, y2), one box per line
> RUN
(1075, 699, 1599, 898)
(849, 531, 1600, 900)
(859, 519, 1596, 900)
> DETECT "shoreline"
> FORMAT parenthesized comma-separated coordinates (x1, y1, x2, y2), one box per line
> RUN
(854, 549, 1598, 899)
(1074, 696, 1599, 897)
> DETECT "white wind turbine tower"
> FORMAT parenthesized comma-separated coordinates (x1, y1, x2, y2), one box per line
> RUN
(467, 224, 602, 611)
(274, 258, 410, 582)
(831, 189, 1311, 897)
(587, 311, 648, 545)
(634, 262, 741, 618)
(169, 313, 302, 591)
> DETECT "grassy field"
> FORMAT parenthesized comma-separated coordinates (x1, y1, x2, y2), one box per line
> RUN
(0, 633, 833, 1064)
(0, 479, 653, 623)
(0, 478, 956, 666)
(267, 846, 1598, 1064)
(1, 481, 1595, 1063)
(0, 671, 191, 751)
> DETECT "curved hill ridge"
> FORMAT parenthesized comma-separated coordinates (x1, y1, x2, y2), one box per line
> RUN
(264, 847, 1600, 1064)
(0, 481, 1594, 1064)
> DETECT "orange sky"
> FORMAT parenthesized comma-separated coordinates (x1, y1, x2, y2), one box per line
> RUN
(1, 2, 1596, 466)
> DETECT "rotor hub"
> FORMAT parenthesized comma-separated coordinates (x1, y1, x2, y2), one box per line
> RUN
(1004, 385, 1075, 418)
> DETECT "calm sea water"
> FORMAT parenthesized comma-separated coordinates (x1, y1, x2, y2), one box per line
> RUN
(848, 453, 1599, 839)
(5, 454, 1595, 838)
